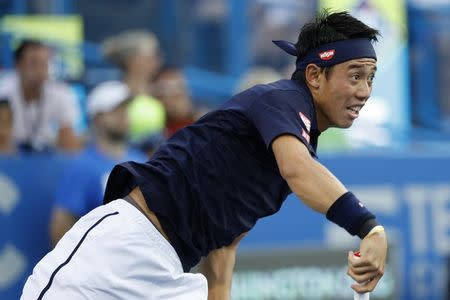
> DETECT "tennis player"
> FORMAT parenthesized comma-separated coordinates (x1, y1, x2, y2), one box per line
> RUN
(22, 10, 388, 300)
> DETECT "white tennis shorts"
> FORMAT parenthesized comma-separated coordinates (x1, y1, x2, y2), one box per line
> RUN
(21, 199, 208, 299)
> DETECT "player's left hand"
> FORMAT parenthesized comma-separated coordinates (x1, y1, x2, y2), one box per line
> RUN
(347, 229, 388, 293)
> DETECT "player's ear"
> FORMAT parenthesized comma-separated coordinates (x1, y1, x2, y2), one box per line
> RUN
(305, 64, 321, 89)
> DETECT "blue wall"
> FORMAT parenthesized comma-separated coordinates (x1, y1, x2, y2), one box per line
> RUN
(0, 155, 67, 299)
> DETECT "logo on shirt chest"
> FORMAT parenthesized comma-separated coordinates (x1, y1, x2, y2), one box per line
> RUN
(301, 128, 310, 143)
(299, 112, 311, 144)
(299, 112, 311, 132)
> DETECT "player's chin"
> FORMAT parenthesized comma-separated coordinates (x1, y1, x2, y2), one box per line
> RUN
(335, 119, 354, 129)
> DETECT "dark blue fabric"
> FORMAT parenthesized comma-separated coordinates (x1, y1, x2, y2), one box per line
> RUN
(103, 80, 320, 271)
(272, 40, 298, 56)
(273, 38, 377, 71)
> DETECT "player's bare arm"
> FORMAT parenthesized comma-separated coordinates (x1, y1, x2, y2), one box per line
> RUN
(272, 134, 387, 292)
(198, 233, 246, 300)
(272, 134, 346, 213)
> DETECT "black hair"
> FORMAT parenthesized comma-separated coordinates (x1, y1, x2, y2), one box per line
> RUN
(292, 9, 380, 81)
(14, 39, 47, 63)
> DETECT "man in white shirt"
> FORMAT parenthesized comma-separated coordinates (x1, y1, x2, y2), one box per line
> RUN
(0, 40, 82, 152)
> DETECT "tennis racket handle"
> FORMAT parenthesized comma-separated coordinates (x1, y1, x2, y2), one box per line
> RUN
(354, 290, 370, 300)
(353, 251, 370, 300)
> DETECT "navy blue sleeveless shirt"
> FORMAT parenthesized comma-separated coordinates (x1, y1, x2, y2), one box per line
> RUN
(104, 80, 320, 271)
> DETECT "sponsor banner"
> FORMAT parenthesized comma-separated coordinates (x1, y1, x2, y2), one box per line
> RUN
(232, 248, 397, 300)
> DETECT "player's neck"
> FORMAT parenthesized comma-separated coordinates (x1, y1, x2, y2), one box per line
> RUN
(315, 110, 330, 132)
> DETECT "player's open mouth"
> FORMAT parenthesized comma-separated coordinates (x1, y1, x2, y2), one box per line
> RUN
(347, 105, 361, 118)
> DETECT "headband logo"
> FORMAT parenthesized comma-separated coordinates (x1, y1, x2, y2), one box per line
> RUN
(319, 49, 335, 61)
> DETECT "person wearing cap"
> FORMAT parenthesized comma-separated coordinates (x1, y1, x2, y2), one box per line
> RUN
(22, 11, 387, 300)
(49, 81, 146, 246)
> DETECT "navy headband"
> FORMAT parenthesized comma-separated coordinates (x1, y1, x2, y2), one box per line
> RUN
(273, 38, 377, 71)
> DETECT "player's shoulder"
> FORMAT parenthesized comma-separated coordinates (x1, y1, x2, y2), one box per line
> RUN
(244, 80, 312, 109)
(248, 79, 313, 110)
(222, 79, 310, 111)
(230, 79, 307, 100)
(249, 79, 308, 96)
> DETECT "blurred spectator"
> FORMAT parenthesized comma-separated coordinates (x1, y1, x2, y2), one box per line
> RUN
(249, 0, 314, 70)
(102, 30, 166, 142)
(133, 131, 166, 158)
(0, 98, 16, 155)
(102, 30, 161, 96)
(153, 66, 195, 137)
(49, 81, 146, 245)
(235, 66, 283, 93)
(0, 39, 82, 152)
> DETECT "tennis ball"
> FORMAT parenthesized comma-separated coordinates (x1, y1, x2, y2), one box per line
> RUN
(128, 95, 166, 141)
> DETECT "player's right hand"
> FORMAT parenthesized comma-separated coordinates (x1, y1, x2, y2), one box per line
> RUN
(347, 229, 388, 293)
